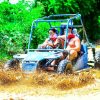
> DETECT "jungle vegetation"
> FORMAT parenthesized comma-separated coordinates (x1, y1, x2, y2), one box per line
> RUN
(0, 0, 100, 59)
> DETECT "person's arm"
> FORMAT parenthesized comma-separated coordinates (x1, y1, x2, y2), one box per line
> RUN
(47, 42, 54, 47)
(41, 38, 49, 48)
(73, 39, 81, 52)
(53, 35, 65, 47)
(43, 38, 49, 44)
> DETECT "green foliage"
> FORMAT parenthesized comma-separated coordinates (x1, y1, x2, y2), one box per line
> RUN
(0, 0, 100, 59)
(0, 1, 43, 58)
(37, 0, 100, 41)
(30, 23, 50, 49)
(37, 0, 96, 15)
(98, 16, 100, 25)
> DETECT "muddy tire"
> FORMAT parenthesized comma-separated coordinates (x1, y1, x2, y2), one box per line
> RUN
(65, 62, 73, 74)
(4, 58, 20, 70)
(57, 59, 73, 74)
(94, 51, 100, 68)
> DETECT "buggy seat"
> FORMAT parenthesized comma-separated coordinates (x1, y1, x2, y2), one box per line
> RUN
(73, 43, 88, 70)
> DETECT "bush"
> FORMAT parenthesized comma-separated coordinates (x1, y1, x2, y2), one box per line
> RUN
(0, 1, 43, 58)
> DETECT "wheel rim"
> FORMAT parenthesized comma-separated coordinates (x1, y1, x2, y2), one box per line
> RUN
(65, 62, 73, 74)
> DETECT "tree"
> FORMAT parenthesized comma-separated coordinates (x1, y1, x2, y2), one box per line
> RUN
(36, 0, 100, 40)
(0, 1, 43, 57)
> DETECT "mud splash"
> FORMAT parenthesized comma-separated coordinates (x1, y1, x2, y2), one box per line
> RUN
(0, 69, 95, 90)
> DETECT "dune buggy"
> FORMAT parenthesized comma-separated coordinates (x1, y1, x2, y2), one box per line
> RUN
(5, 13, 98, 74)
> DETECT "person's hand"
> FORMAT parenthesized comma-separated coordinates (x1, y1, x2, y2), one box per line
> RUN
(66, 47, 71, 51)
(47, 42, 53, 47)
(65, 48, 70, 54)
(41, 43, 47, 48)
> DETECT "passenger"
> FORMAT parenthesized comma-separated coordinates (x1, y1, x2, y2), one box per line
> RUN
(38, 28, 58, 49)
(46, 27, 81, 71)
(53, 27, 74, 48)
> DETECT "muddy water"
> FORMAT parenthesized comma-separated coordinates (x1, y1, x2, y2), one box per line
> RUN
(0, 48, 100, 99)
(0, 69, 98, 100)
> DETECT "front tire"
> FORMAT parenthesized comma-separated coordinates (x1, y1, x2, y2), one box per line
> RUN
(57, 59, 73, 74)
(94, 51, 100, 68)
(65, 62, 73, 74)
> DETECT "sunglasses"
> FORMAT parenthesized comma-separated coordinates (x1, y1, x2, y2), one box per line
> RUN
(68, 27, 72, 29)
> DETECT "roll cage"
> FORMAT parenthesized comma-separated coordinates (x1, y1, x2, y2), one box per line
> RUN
(28, 13, 89, 52)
